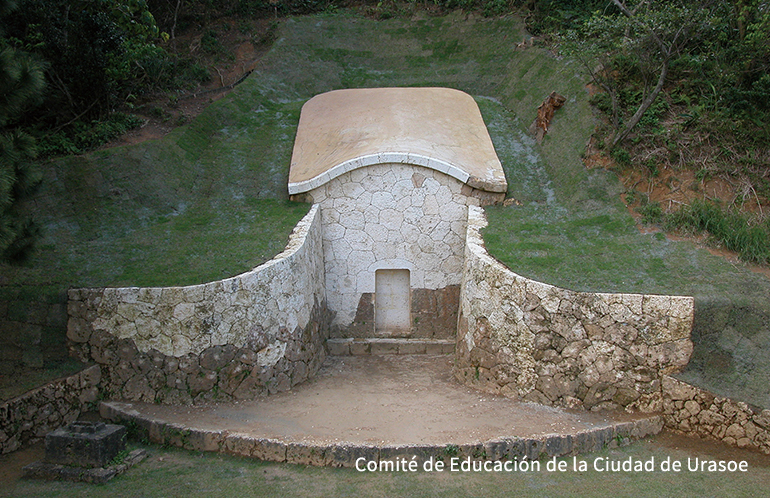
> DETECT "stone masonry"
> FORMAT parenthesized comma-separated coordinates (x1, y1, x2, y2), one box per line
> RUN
(0, 365, 101, 454)
(67, 205, 332, 404)
(456, 206, 694, 411)
(662, 375, 770, 454)
(288, 88, 508, 339)
(32, 86, 769, 461)
(305, 163, 479, 337)
(64, 88, 701, 417)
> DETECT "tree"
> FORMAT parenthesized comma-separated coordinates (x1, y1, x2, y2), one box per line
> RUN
(3, 0, 167, 123)
(564, 0, 707, 148)
(0, 0, 45, 260)
(724, 0, 770, 116)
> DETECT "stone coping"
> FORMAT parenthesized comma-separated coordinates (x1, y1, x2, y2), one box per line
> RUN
(288, 88, 507, 195)
(100, 401, 663, 468)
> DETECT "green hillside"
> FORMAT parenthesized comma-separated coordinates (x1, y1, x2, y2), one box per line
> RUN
(2, 10, 769, 407)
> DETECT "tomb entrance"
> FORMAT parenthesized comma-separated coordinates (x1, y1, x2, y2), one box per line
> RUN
(374, 268, 411, 336)
(288, 87, 507, 342)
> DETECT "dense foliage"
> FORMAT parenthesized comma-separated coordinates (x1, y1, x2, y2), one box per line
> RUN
(2, 0, 769, 264)
(0, 0, 45, 261)
(528, 0, 770, 180)
(518, 0, 770, 263)
(3, 0, 169, 122)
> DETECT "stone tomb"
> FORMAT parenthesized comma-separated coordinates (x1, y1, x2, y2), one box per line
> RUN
(288, 87, 507, 340)
(65, 87, 694, 413)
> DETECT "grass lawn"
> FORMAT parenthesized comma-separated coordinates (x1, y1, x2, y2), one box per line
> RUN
(2, 9, 770, 405)
(3, 432, 769, 497)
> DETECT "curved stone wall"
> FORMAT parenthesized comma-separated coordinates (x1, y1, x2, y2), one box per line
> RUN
(456, 206, 694, 411)
(662, 375, 770, 454)
(66, 205, 332, 404)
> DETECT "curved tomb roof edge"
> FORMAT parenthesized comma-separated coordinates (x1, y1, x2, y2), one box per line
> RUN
(288, 152, 507, 195)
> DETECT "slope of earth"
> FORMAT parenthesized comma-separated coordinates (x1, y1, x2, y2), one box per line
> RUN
(1, 9, 769, 408)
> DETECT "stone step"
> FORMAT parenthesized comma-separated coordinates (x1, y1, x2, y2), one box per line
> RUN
(326, 338, 455, 356)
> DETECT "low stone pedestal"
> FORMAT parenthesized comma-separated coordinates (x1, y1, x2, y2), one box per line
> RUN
(45, 421, 126, 468)
(23, 421, 145, 484)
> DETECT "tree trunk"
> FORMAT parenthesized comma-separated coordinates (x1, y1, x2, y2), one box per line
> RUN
(612, 58, 668, 148)
(610, 0, 673, 149)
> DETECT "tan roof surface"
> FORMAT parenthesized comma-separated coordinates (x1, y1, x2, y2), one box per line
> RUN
(288, 88, 507, 195)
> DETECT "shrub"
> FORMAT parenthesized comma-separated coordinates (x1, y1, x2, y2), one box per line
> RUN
(637, 199, 663, 224)
(37, 113, 144, 158)
(665, 199, 770, 265)
(610, 147, 631, 167)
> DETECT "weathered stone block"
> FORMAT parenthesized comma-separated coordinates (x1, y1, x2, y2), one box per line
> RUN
(612, 388, 641, 407)
(252, 438, 286, 462)
(188, 371, 217, 396)
(200, 345, 236, 371)
(45, 421, 126, 469)
(325, 444, 378, 468)
(185, 428, 225, 452)
(370, 340, 399, 355)
(544, 434, 573, 457)
(350, 340, 371, 355)
(222, 434, 255, 456)
(398, 341, 427, 354)
(754, 409, 770, 430)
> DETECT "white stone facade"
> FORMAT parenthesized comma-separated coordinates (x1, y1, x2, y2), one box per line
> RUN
(305, 163, 478, 330)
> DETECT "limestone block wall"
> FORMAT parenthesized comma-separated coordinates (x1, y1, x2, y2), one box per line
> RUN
(456, 206, 694, 411)
(66, 205, 332, 404)
(662, 375, 770, 454)
(0, 365, 101, 454)
(305, 163, 480, 338)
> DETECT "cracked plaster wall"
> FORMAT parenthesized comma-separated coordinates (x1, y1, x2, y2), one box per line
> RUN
(456, 206, 695, 411)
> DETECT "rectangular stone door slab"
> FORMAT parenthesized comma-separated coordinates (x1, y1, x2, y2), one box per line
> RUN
(375, 269, 411, 336)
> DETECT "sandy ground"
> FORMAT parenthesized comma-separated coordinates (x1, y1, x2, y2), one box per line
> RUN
(105, 355, 651, 446)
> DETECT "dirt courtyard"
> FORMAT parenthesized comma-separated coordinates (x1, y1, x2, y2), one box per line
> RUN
(101, 355, 654, 447)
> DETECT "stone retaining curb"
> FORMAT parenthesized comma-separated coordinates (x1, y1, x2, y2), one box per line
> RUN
(100, 401, 663, 468)
(326, 338, 455, 356)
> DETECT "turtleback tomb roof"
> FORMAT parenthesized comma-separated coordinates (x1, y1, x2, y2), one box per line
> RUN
(287, 87, 507, 195)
